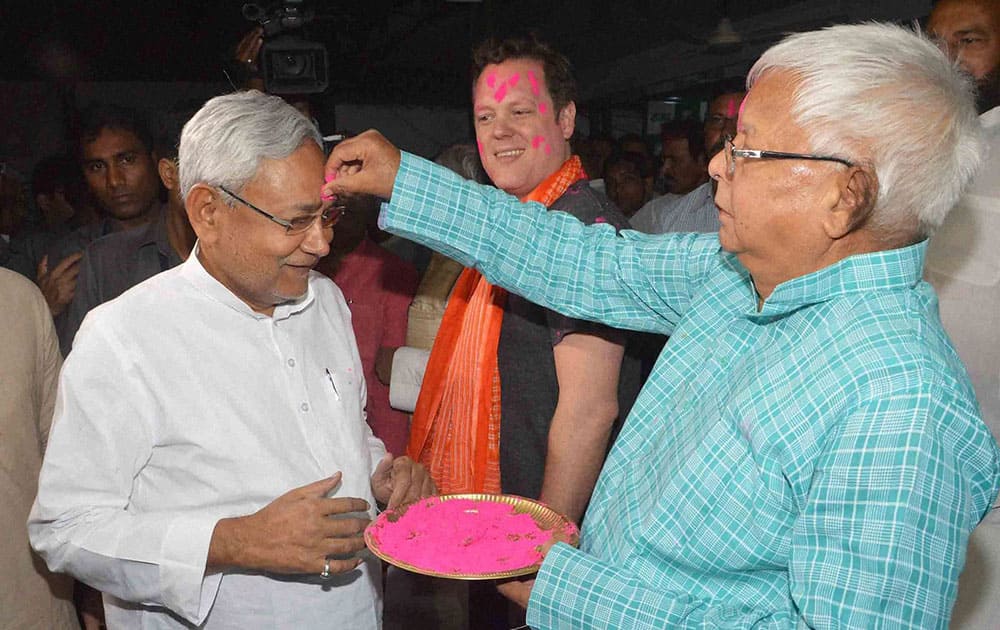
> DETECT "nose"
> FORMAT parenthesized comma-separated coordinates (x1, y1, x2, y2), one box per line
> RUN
(300, 215, 332, 258)
(492, 114, 513, 138)
(106, 163, 126, 190)
(708, 150, 727, 181)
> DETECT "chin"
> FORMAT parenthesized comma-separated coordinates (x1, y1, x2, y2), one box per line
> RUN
(110, 206, 147, 221)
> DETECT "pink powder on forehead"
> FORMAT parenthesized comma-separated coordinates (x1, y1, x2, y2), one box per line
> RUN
(494, 83, 508, 103)
(508, 73, 520, 88)
(486, 73, 496, 89)
(527, 70, 540, 96)
(725, 97, 738, 119)
(368, 498, 575, 575)
(538, 102, 548, 115)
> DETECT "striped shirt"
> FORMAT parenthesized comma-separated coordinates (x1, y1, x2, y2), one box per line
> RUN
(381, 153, 1000, 629)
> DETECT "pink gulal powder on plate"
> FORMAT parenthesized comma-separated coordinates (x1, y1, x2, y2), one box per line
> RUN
(368, 498, 574, 575)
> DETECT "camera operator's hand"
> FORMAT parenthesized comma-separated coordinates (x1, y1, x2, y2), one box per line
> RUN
(235, 27, 264, 72)
(231, 27, 265, 91)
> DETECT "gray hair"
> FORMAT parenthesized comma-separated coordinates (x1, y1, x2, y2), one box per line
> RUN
(434, 144, 489, 184)
(178, 90, 322, 200)
(749, 22, 984, 240)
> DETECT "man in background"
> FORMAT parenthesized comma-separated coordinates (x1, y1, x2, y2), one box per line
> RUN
(924, 0, 1000, 627)
(58, 107, 197, 354)
(631, 90, 745, 234)
(38, 104, 161, 321)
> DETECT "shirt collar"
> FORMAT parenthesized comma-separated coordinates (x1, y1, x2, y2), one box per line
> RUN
(748, 240, 927, 321)
(180, 242, 315, 321)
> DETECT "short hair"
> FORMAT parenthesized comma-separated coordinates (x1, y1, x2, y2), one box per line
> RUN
(472, 34, 577, 117)
(434, 144, 489, 184)
(617, 133, 651, 156)
(749, 22, 983, 239)
(75, 103, 154, 157)
(178, 90, 322, 200)
(660, 120, 707, 161)
(606, 150, 656, 179)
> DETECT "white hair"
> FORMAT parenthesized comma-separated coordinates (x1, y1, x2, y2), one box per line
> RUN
(749, 22, 984, 239)
(178, 90, 322, 200)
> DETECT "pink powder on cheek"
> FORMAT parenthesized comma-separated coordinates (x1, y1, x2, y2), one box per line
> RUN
(531, 135, 545, 149)
(538, 102, 548, 115)
(477, 140, 484, 156)
(494, 84, 508, 102)
(369, 498, 571, 574)
(527, 70, 540, 96)
(544, 143, 551, 155)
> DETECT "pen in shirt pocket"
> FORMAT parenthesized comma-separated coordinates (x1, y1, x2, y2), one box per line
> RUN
(325, 368, 341, 400)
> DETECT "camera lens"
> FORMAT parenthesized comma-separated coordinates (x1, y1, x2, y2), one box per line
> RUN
(277, 53, 311, 77)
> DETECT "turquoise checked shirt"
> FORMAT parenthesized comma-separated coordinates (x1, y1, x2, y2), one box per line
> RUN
(382, 153, 1000, 629)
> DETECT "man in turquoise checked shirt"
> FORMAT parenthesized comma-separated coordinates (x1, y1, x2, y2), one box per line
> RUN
(324, 23, 1000, 630)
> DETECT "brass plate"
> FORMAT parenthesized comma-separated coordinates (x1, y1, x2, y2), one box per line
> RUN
(365, 493, 579, 580)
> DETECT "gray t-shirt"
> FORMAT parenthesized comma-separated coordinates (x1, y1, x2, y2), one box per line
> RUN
(497, 180, 643, 500)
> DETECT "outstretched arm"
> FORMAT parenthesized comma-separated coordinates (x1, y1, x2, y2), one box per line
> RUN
(325, 132, 717, 336)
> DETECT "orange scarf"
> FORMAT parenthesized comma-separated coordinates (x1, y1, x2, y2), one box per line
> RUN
(406, 156, 587, 493)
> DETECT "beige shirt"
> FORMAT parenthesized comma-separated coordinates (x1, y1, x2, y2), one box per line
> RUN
(0, 268, 77, 630)
(925, 107, 1000, 630)
(925, 106, 1000, 444)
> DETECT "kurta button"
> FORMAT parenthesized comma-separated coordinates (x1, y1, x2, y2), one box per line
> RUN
(300, 402, 309, 412)
(287, 358, 295, 367)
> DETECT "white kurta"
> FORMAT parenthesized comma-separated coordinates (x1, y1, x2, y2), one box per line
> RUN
(29, 250, 387, 629)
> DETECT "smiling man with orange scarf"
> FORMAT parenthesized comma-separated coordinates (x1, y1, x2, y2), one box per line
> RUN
(406, 36, 641, 534)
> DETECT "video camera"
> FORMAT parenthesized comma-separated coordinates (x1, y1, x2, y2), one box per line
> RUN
(242, 0, 328, 94)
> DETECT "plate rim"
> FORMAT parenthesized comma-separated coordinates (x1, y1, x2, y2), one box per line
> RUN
(364, 493, 580, 580)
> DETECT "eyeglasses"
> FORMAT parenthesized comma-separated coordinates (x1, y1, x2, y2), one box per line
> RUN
(722, 135, 854, 178)
(219, 186, 345, 235)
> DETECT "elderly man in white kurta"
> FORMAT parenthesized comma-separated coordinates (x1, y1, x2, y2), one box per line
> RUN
(28, 91, 434, 629)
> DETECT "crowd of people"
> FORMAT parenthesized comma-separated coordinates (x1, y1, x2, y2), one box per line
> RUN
(2, 0, 999, 628)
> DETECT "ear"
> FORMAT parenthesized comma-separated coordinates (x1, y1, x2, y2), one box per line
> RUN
(822, 166, 878, 240)
(157, 158, 179, 191)
(185, 183, 223, 245)
(557, 101, 577, 140)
